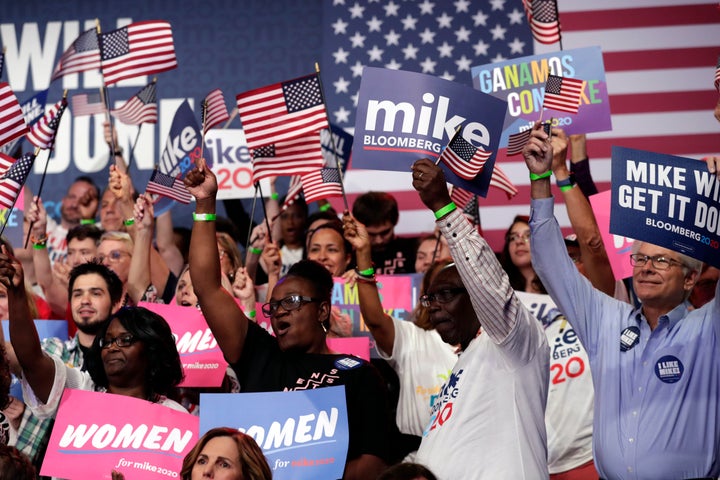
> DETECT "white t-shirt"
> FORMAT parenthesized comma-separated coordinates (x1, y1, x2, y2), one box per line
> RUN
(415, 320, 549, 480)
(21, 355, 186, 418)
(376, 318, 457, 436)
(279, 245, 303, 277)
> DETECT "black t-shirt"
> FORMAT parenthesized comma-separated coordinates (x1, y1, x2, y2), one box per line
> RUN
(371, 236, 418, 275)
(231, 322, 393, 464)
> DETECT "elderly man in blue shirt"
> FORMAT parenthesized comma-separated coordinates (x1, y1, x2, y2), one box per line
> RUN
(522, 122, 720, 480)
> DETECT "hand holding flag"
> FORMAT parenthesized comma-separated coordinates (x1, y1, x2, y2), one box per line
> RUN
(202, 89, 230, 134)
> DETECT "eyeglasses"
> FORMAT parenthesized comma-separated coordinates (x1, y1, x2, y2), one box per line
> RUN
(99, 333, 136, 349)
(97, 250, 130, 264)
(261, 295, 320, 317)
(506, 231, 531, 244)
(419, 287, 467, 307)
(629, 254, 686, 271)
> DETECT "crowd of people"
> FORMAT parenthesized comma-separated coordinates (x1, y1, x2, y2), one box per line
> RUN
(0, 111, 717, 480)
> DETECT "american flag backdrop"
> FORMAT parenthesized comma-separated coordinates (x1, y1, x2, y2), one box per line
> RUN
(321, 0, 720, 252)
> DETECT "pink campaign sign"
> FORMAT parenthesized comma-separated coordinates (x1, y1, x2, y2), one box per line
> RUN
(140, 302, 228, 387)
(589, 190, 635, 281)
(327, 336, 371, 361)
(332, 275, 416, 311)
(42, 389, 198, 479)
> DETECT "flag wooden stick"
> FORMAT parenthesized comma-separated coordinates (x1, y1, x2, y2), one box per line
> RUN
(95, 20, 120, 164)
(554, 0, 564, 51)
(223, 108, 238, 129)
(254, 181, 274, 244)
(199, 99, 208, 163)
(244, 183, 260, 254)
(314, 62, 349, 211)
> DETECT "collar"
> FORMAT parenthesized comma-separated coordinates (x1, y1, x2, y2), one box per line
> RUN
(633, 301, 690, 331)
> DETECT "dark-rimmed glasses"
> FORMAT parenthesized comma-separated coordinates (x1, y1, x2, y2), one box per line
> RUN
(420, 288, 467, 307)
(262, 295, 320, 317)
(99, 333, 136, 349)
(629, 254, 686, 271)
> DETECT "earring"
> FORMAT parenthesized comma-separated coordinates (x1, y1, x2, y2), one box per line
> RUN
(320, 321, 328, 334)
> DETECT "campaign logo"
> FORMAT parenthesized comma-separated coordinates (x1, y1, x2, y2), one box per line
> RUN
(620, 326, 640, 352)
(334, 357, 362, 370)
(654, 355, 684, 384)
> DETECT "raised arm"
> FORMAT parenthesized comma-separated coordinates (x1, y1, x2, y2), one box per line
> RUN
(342, 212, 396, 355)
(0, 247, 55, 403)
(27, 197, 67, 316)
(155, 210, 184, 277)
(551, 130, 615, 296)
(186, 159, 249, 364)
(127, 194, 154, 304)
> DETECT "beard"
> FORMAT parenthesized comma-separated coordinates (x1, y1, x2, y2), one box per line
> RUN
(75, 318, 107, 336)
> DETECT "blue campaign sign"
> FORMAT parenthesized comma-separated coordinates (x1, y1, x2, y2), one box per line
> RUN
(200, 386, 349, 480)
(471, 46, 612, 147)
(610, 147, 720, 268)
(352, 67, 507, 197)
(321, 124, 353, 172)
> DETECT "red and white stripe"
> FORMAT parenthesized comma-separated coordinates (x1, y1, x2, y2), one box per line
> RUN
(203, 89, 230, 134)
(329, 1, 720, 252)
(0, 83, 29, 149)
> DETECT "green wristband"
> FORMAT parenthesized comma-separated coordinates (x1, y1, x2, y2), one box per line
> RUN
(246, 309, 256, 319)
(33, 243, 47, 250)
(249, 247, 263, 255)
(193, 213, 217, 222)
(559, 184, 575, 193)
(319, 203, 332, 212)
(357, 267, 375, 276)
(123, 218, 135, 226)
(433, 202, 457, 220)
(270, 192, 279, 201)
(529, 170, 552, 181)
(80, 219, 96, 225)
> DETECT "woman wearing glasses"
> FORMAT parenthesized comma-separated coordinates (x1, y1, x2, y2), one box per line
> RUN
(0, 246, 186, 416)
(185, 159, 394, 480)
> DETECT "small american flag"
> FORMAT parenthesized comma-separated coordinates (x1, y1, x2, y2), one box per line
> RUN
(111, 81, 158, 125)
(51, 28, 101, 81)
(715, 55, 720, 92)
(251, 133, 325, 183)
(438, 129, 491, 180)
(26, 98, 67, 150)
(146, 169, 192, 204)
(0, 152, 34, 210)
(202, 89, 230, 135)
(99, 21, 177, 86)
(236, 73, 328, 151)
(0, 153, 15, 176)
(506, 129, 531, 156)
(450, 185, 474, 210)
(0, 83, 29, 149)
(490, 165, 519, 199)
(301, 167, 343, 204)
(282, 175, 303, 210)
(528, 0, 561, 45)
(543, 74, 584, 114)
(71, 92, 106, 117)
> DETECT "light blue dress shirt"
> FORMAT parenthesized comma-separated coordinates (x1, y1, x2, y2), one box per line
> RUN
(530, 196, 720, 480)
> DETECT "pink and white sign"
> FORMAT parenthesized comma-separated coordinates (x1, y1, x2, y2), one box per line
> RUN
(589, 190, 635, 281)
(42, 389, 198, 479)
(140, 302, 228, 387)
(327, 337, 371, 361)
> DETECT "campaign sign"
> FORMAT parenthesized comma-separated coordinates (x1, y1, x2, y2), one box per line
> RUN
(471, 46, 611, 147)
(352, 67, 507, 196)
(589, 190, 635, 281)
(200, 386, 349, 480)
(610, 147, 720, 268)
(42, 389, 198, 480)
(0, 187, 24, 247)
(516, 291, 558, 325)
(327, 336, 371, 361)
(139, 303, 227, 388)
(204, 129, 271, 200)
(321, 124, 353, 171)
(331, 273, 421, 312)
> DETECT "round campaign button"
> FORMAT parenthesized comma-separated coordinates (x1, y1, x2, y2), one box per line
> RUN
(654, 355, 684, 384)
(619, 326, 640, 352)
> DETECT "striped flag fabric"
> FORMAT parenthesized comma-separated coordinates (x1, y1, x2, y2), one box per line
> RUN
(450, 186, 474, 210)
(301, 167, 343, 204)
(0, 154, 15, 176)
(0, 83, 29, 149)
(51, 28, 101, 81)
(111, 81, 158, 125)
(236, 73, 329, 150)
(490, 165, 519, 199)
(438, 129, 492, 180)
(202, 89, 230, 134)
(26, 98, 67, 150)
(543, 74, 585, 114)
(0, 152, 34, 210)
(506, 129, 532, 157)
(715, 55, 720, 92)
(145, 169, 192, 204)
(251, 133, 325, 183)
(282, 175, 303, 210)
(71, 92, 106, 117)
(99, 20, 177, 86)
(528, 0, 562, 45)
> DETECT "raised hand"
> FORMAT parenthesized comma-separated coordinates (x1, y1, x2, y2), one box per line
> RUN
(183, 158, 217, 202)
(522, 121, 554, 175)
(706, 156, 720, 180)
(109, 164, 133, 202)
(52, 259, 71, 289)
(550, 128, 569, 174)
(0, 246, 24, 291)
(259, 242, 281, 278)
(411, 158, 452, 213)
(342, 211, 370, 253)
(77, 187, 99, 220)
(26, 196, 48, 240)
(232, 266, 256, 303)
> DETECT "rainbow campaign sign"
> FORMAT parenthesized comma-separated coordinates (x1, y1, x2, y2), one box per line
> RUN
(352, 67, 507, 196)
(201, 386, 349, 480)
(471, 46, 612, 147)
(42, 389, 198, 479)
(610, 147, 720, 268)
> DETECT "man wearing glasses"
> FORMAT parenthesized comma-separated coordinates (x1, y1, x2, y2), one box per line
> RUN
(409, 158, 550, 480)
(523, 122, 720, 480)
